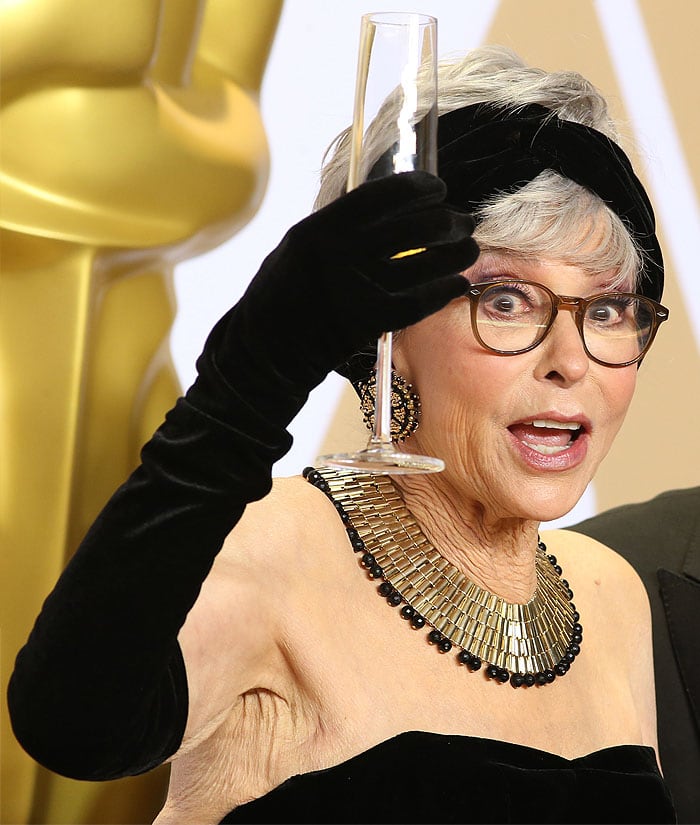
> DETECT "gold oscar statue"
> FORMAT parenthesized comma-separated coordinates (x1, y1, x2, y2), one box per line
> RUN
(0, 2, 283, 822)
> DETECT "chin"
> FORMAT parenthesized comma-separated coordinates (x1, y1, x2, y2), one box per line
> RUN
(513, 480, 589, 524)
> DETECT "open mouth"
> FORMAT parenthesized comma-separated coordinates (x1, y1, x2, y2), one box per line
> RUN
(508, 419, 585, 456)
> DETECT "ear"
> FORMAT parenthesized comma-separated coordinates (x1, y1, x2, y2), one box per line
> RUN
(390, 331, 414, 384)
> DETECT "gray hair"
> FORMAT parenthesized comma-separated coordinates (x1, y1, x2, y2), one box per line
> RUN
(315, 45, 641, 290)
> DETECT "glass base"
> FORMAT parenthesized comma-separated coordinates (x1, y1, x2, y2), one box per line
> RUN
(316, 443, 444, 474)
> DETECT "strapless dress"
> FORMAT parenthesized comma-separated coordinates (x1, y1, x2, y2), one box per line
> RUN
(219, 730, 676, 824)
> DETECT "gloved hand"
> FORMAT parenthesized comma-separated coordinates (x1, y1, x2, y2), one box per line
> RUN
(8, 170, 477, 781)
(188, 170, 478, 428)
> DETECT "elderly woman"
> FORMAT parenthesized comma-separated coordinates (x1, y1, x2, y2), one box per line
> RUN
(9, 47, 674, 824)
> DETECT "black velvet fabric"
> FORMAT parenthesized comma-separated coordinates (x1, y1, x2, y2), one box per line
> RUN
(7, 172, 478, 780)
(219, 732, 676, 824)
(437, 103, 664, 302)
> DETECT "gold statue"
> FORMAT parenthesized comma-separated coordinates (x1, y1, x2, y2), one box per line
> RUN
(0, 2, 283, 822)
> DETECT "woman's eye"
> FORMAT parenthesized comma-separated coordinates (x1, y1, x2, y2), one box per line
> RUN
(587, 298, 630, 325)
(590, 305, 615, 322)
(494, 295, 517, 312)
(486, 288, 530, 314)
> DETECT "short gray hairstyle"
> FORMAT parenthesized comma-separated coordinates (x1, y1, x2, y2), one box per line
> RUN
(315, 45, 641, 290)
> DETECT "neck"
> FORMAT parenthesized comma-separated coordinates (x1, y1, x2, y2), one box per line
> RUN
(392, 473, 540, 603)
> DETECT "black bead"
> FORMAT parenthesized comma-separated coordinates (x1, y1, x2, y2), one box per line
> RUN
(361, 553, 376, 568)
(566, 589, 574, 600)
(548, 554, 557, 565)
(438, 639, 453, 653)
(302, 466, 314, 478)
(562, 579, 569, 588)
(554, 564, 563, 575)
(573, 610, 580, 622)
(351, 538, 365, 552)
(387, 592, 402, 607)
(544, 670, 556, 683)
(564, 651, 576, 663)
(469, 656, 482, 671)
(346, 528, 359, 540)
(400, 605, 415, 620)
(536, 672, 548, 686)
(510, 673, 525, 688)
(378, 582, 393, 597)
(457, 650, 472, 666)
(568, 643, 581, 656)
(497, 668, 509, 683)
(486, 665, 500, 679)
(369, 565, 383, 579)
(410, 614, 425, 629)
(572, 633, 583, 644)
(339, 511, 351, 524)
(573, 623, 583, 635)
(555, 663, 568, 676)
(524, 673, 536, 687)
(428, 630, 442, 645)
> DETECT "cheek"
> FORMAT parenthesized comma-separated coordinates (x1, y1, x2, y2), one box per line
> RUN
(591, 366, 637, 459)
(394, 308, 521, 428)
(395, 332, 510, 460)
(604, 367, 637, 421)
(393, 303, 478, 382)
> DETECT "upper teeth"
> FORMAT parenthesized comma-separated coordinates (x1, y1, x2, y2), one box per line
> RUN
(531, 419, 581, 430)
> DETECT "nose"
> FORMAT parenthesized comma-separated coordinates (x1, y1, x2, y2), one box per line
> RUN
(533, 307, 589, 385)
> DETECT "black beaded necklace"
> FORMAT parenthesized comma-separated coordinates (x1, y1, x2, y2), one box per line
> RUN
(304, 466, 583, 689)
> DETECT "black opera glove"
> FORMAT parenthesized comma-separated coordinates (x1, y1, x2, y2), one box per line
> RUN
(7, 171, 476, 783)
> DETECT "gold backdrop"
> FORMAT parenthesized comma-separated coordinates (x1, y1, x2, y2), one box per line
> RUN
(0, 2, 282, 823)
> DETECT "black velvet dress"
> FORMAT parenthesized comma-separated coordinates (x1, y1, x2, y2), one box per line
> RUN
(219, 731, 675, 824)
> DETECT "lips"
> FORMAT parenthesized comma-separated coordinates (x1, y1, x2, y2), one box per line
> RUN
(507, 416, 590, 470)
(509, 419, 583, 455)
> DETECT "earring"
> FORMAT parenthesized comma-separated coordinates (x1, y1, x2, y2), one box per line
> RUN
(356, 370, 421, 442)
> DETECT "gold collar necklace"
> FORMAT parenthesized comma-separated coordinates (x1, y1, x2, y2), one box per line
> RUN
(305, 466, 582, 688)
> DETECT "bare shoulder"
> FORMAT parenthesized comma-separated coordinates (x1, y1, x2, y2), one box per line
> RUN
(541, 527, 649, 609)
(540, 527, 653, 656)
(217, 473, 341, 568)
(540, 528, 658, 751)
(176, 473, 345, 750)
(541, 527, 653, 674)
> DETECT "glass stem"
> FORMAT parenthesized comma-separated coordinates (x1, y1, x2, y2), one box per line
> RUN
(372, 331, 393, 445)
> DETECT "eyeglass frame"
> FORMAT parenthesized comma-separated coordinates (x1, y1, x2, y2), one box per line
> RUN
(463, 279, 670, 368)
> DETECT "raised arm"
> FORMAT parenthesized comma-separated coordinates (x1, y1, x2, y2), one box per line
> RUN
(8, 172, 477, 780)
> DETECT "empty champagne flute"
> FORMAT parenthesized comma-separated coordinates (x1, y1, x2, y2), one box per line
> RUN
(318, 11, 444, 473)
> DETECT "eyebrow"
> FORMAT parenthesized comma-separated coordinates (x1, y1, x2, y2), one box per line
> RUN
(468, 261, 632, 298)
(467, 254, 542, 282)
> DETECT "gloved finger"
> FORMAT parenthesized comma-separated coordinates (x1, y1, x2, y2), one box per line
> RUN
(355, 208, 476, 260)
(307, 171, 449, 247)
(378, 273, 472, 331)
(371, 237, 480, 292)
(334, 170, 448, 221)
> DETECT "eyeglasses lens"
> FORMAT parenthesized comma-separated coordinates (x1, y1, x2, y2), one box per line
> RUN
(475, 282, 653, 366)
(582, 295, 652, 365)
(475, 282, 553, 352)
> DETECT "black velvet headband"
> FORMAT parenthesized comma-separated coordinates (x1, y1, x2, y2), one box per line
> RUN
(337, 102, 664, 385)
(437, 102, 664, 302)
